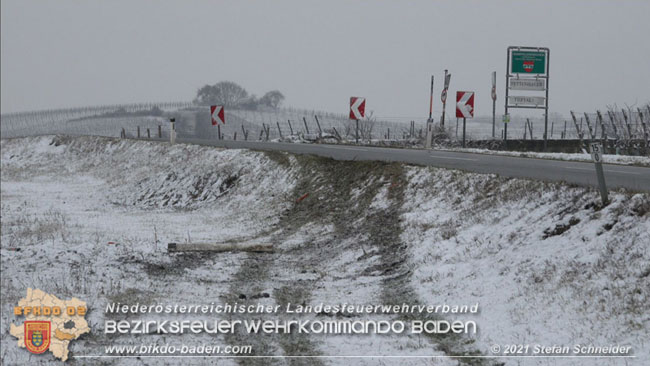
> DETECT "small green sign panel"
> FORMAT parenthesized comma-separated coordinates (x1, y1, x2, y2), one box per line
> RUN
(511, 51, 546, 74)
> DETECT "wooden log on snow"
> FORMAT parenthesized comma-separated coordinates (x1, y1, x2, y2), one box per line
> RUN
(167, 242, 273, 253)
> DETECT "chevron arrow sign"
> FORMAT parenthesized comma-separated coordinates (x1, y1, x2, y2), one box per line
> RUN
(349, 97, 365, 120)
(456, 91, 474, 118)
(210, 105, 225, 125)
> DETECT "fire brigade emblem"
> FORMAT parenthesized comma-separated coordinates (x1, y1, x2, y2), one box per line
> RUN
(24, 321, 51, 354)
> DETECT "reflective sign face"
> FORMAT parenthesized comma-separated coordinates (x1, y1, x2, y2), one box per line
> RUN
(349, 97, 366, 120)
(511, 51, 546, 74)
(590, 143, 603, 163)
(509, 78, 546, 91)
(456, 91, 474, 118)
(507, 95, 546, 107)
(210, 105, 225, 125)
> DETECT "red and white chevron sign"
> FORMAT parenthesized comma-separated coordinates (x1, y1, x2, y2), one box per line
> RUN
(210, 105, 225, 125)
(456, 91, 474, 118)
(349, 97, 365, 120)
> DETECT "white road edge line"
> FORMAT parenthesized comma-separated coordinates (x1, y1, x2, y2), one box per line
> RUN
(604, 169, 640, 175)
(319, 146, 369, 152)
(562, 167, 593, 171)
(430, 155, 477, 161)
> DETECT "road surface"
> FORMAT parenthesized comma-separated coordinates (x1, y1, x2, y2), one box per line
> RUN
(177, 138, 650, 192)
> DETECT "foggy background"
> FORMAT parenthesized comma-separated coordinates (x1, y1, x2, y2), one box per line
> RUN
(2, 0, 649, 119)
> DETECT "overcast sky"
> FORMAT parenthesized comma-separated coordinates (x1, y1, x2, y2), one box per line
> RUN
(2, 0, 649, 119)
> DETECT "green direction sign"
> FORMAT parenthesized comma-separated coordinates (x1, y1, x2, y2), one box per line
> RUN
(511, 51, 546, 74)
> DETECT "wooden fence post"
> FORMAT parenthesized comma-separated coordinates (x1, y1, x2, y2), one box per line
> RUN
(287, 120, 293, 135)
(314, 115, 322, 138)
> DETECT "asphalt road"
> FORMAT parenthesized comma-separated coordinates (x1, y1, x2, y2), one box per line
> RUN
(177, 137, 650, 192)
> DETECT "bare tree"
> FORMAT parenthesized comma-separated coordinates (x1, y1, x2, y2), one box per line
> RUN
(194, 81, 249, 107)
(259, 90, 285, 108)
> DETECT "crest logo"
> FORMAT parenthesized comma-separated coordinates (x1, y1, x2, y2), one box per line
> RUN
(523, 61, 534, 72)
(24, 321, 51, 354)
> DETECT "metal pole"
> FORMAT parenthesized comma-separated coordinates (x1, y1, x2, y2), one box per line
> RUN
(428, 75, 434, 120)
(462, 118, 466, 148)
(302, 117, 310, 135)
(492, 71, 496, 138)
(426, 75, 434, 149)
(504, 48, 510, 144)
(356, 119, 359, 143)
(544, 48, 550, 152)
(441, 70, 449, 129)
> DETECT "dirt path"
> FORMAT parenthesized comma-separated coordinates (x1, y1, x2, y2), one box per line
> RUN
(221, 153, 492, 365)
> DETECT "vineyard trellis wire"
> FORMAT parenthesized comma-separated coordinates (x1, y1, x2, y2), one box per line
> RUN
(2, 101, 648, 155)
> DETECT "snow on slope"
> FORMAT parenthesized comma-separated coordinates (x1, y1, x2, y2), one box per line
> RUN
(1, 135, 648, 366)
(402, 168, 650, 365)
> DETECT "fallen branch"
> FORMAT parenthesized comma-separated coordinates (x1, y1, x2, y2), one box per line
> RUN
(167, 242, 273, 253)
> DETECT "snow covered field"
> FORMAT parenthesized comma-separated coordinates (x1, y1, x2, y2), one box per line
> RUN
(1, 135, 648, 365)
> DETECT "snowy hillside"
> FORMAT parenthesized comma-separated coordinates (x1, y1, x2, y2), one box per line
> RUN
(1, 136, 648, 365)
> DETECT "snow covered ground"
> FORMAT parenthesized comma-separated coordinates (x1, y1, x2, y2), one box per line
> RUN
(1, 135, 648, 365)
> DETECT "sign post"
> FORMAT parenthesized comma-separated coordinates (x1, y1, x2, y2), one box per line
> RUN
(426, 76, 434, 149)
(456, 91, 475, 148)
(505, 46, 550, 150)
(590, 142, 608, 205)
(211, 105, 225, 140)
(350, 97, 366, 143)
(491, 71, 497, 138)
(440, 70, 451, 129)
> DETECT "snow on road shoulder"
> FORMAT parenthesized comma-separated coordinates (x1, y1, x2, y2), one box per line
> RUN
(444, 147, 650, 166)
(402, 166, 650, 365)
